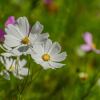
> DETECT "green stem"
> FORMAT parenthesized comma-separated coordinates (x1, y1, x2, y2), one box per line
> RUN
(81, 72, 100, 100)
(17, 93, 22, 100)
(20, 55, 31, 94)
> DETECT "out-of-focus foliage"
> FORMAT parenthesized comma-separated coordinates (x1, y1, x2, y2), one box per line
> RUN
(0, 0, 100, 100)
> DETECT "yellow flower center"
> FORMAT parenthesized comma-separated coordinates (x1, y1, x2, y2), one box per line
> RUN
(9, 66, 15, 71)
(91, 43, 96, 49)
(21, 36, 30, 44)
(42, 54, 50, 61)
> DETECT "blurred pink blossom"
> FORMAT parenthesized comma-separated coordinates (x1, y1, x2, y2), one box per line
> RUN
(81, 32, 100, 54)
(43, 0, 58, 13)
(5, 16, 15, 27)
(0, 29, 6, 43)
(44, 0, 52, 5)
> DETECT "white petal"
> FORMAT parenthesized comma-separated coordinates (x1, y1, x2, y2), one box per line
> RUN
(3, 44, 12, 50)
(44, 39, 52, 52)
(4, 35, 21, 47)
(29, 33, 49, 45)
(31, 21, 43, 34)
(40, 62, 51, 69)
(48, 61, 65, 69)
(31, 54, 43, 64)
(29, 33, 38, 44)
(11, 48, 22, 56)
(2, 46, 23, 57)
(19, 59, 27, 67)
(0, 57, 4, 64)
(26, 47, 34, 55)
(52, 52, 67, 62)
(17, 17, 29, 35)
(5, 58, 14, 70)
(5, 24, 23, 39)
(19, 68, 28, 76)
(13, 73, 23, 79)
(1, 70, 10, 80)
(33, 44, 44, 55)
(35, 33, 49, 43)
(1, 53, 13, 57)
(49, 42, 61, 55)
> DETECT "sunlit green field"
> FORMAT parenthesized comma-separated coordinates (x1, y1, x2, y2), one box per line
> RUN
(0, 0, 100, 100)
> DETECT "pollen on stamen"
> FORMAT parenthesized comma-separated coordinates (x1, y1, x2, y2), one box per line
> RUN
(21, 36, 30, 44)
(42, 54, 50, 61)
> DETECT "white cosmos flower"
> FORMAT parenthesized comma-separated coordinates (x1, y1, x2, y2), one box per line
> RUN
(31, 39, 67, 69)
(0, 57, 28, 80)
(4, 16, 49, 54)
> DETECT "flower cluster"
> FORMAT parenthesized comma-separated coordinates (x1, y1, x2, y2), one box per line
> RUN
(0, 16, 67, 80)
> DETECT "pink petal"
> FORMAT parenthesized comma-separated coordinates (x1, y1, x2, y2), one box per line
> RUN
(83, 32, 93, 45)
(81, 44, 92, 52)
(44, 0, 52, 4)
(5, 16, 15, 27)
(0, 29, 6, 43)
(93, 49, 100, 54)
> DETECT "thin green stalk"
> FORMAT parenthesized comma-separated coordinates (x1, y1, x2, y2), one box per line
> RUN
(19, 55, 31, 95)
(81, 72, 100, 100)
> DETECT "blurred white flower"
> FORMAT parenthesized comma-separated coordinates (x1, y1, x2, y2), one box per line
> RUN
(76, 47, 86, 57)
(79, 72, 88, 80)
(4, 16, 49, 55)
(0, 57, 28, 80)
(31, 39, 67, 69)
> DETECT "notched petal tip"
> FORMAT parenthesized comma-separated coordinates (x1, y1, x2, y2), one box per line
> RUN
(49, 42, 61, 55)
(31, 21, 44, 34)
(5, 16, 15, 27)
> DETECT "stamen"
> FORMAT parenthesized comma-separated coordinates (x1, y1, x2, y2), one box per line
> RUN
(92, 43, 96, 49)
(21, 36, 30, 44)
(42, 54, 50, 61)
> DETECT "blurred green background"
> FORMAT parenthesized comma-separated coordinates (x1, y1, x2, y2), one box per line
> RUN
(0, 0, 100, 100)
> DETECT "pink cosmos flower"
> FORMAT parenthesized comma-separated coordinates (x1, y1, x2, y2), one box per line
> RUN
(5, 16, 16, 27)
(81, 32, 100, 54)
(0, 29, 6, 43)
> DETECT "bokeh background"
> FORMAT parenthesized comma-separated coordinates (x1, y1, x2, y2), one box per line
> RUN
(0, 0, 100, 100)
